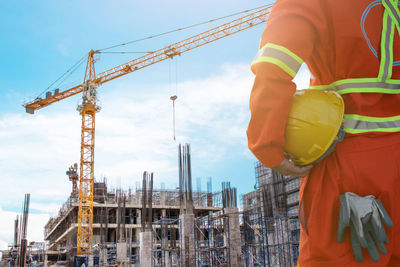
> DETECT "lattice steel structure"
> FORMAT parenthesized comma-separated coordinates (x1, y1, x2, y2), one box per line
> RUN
(77, 79, 100, 254)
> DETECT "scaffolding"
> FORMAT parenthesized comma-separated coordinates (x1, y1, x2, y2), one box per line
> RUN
(241, 211, 267, 267)
(151, 218, 181, 267)
(264, 215, 300, 267)
(241, 162, 301, 267)
(55, 246, 70, 266)
(128, 242, 139, 267)
(101, 242, 117, 266)
(194, 213, 230, 267)
(25, 242, 46, 267)
(240, 213, 300, 267)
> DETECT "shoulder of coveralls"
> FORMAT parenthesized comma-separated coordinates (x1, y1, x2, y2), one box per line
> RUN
(256, 0, 326, 62)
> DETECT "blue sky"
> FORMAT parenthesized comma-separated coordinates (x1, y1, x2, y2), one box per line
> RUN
(0, 0, 310, 248)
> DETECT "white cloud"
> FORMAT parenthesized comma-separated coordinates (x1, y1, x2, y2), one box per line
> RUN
(293, 63, 311, 89)
(0, 206, 50, 250)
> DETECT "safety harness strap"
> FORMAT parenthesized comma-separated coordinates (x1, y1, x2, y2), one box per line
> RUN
(251, 43, 303, 78)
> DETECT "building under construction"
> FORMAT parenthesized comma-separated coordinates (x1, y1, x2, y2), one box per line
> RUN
(41, 160, 301, 267)
(2, 146, 301, 267)
(44, 181, 222, 266)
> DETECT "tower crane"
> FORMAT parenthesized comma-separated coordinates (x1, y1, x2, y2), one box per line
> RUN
(23, 5, 272, 255)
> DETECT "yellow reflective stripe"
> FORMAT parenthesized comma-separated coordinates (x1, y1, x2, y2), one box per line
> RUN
(252, 56, 297, 77)
(344, 114, 400, 133)
(310, 78, 400, 90)
(345, 127, 400, 134)
(388, 15, 396, 79)
(266, 43, 303, 64)
(251, 43, 303, 78)
(310, 78, 400, 94)
(383, 0, 400, 33)
(380, 0, 400, 81)
(344, 114, 400, 122)
(337, 87, 400, 94)
(379, 11, 391, 80)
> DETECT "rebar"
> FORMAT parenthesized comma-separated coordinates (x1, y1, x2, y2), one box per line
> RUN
(178, 143, 194, 214)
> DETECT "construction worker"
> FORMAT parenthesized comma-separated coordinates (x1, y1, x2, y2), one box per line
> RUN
(247, 0, 400, 266)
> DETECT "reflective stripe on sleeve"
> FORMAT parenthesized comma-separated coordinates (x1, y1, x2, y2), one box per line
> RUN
(344, 114, 400, 134)
(251, 43, 303, 78)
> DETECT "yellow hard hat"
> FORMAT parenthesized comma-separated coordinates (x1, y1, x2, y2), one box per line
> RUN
(284, 89, 345, 166)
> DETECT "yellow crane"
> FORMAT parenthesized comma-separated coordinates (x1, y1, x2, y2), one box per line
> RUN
(23, 5, 272, 255)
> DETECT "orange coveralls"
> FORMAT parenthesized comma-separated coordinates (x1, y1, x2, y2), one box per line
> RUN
(247, 0, 400, 266)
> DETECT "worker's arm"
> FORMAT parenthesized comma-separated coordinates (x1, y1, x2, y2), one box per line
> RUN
(247, 0, 320, 169)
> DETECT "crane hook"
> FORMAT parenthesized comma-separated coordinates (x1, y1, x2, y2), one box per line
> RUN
(170, 95, 178, 140)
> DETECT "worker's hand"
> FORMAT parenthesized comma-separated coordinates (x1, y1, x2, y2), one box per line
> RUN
(272, 158, 312, 177)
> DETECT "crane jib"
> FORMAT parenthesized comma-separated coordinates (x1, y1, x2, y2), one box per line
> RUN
(23, 6, 271, 113)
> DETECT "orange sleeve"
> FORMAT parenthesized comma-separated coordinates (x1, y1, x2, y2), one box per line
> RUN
(246, 0, 320, 167)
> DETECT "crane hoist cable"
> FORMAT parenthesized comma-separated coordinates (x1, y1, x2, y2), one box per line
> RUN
(169, 57, 179, 141)
(36, 54, 86, 99)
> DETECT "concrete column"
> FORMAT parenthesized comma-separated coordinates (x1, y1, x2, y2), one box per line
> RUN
(139, 231, 152, 267)
(117, 242, 127, 265)
(88, 255, 94, 267)
(136, 192, 141, 205)
(100, 247, 108, 267)
(180, 213, 195, 267)
(137, 208, 141, 225)
(160, 190, 166, 206)
(44, 253, 49, 267)
(225, 207, 243, 267)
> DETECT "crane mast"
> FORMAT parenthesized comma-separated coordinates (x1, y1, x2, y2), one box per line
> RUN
(23, 5, 272, 256)
(76, 50, 100, 254)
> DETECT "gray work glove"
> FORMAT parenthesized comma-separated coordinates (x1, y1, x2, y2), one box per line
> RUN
(337, 192, 393, 262)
